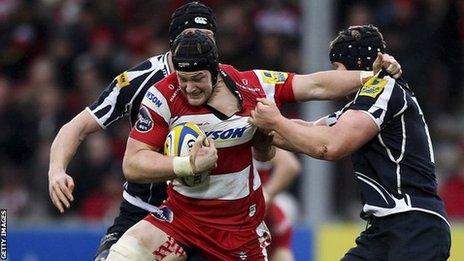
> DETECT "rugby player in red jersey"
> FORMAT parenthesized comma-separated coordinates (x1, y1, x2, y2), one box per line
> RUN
(107, 30, 401, 260)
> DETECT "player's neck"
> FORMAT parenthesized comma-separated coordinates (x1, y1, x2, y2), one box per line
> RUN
(207, 76, 240, 117)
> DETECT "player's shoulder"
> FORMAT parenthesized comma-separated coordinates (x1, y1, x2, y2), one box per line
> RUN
(152, 72, 178, 93)
(143, 72, 181, 109)
(219, 64, 263, 89)
(357, 74, 402, 100)
(129, 52, 170, 74)
(354, 74, 411, 115)
(251, 69, 290, 88)
(114, 52, 170, 88)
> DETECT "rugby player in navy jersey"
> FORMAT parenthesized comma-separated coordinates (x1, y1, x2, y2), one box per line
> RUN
(47, 2, 219, 260)
(250, 25, 451, 260)
(106, 29, 402, 260)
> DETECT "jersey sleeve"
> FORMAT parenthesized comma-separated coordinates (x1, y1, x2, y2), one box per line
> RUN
(349, 75, 408, 129)
(86, 56, 166, 128)
(129, 86, 171, 149)
(252, 70, 296, 107)
(326, 101, 353, 127)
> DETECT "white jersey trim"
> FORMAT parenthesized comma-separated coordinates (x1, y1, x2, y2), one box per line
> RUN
(412, 97, 435, 163)
(123, 190, 160, 213)
(87, 87, 121, 129)
(143, 87, 171, 124)
(85, 107, 106, 129)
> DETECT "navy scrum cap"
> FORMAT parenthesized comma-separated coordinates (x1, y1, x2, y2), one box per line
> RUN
(169, 1, 217, 47)
(172, 30, 219, 85)
(329, 25, 386, 71)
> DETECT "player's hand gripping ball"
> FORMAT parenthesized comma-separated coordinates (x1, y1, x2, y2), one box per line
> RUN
(164, 122, 210, 186)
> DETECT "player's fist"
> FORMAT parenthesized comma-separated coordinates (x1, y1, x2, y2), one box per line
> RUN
(373, 53, 402, 79)
(189, 135, 218, 174)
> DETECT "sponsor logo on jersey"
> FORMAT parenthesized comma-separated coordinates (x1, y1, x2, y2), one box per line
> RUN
(150, 206, 174, 223)
(359, 77, 387, 98)
(169, 88, 181, 102)
(194, 17, 208, 25)
(115, 71, 130, 88)
(205, 127, 247, 140)
(135, 106, 153, 133)
(145, 91, 163, 107)
(261, 70, 288, 84)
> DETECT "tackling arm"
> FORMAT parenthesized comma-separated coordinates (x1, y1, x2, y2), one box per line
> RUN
(272, 110, 379, 160)
(272, 118, 326, 152)
(249, 98, 379, 161)
(48, 110, 102, 212)
(292, 70, 364, 101)
(292, 53, 402, 101)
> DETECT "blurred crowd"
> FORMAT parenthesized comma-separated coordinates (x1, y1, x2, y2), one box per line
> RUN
(1, 0, 463, 224)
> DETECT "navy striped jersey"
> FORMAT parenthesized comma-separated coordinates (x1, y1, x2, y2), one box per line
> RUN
(86, 52, 172, 209)
(327, 74, 448, 225)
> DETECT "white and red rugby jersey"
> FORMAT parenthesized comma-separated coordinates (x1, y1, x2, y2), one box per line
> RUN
(130, 64, 295, 229)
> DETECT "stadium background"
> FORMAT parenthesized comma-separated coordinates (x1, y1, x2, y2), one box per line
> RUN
(1, 0, 463, 260)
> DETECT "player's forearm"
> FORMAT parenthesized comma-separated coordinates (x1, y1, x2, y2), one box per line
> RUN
(49, 123, 86, 175)
(272, 117, 341, 161)
(123, 140, 175, 183)
(294, 71, 363, 101)
(49, 111, 101, 176)
(272, 133, 302, 153)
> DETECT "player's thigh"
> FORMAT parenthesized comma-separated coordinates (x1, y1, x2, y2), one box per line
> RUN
(123, 220, 187, 261)
(388, 212, 450, 261)
(341, 220, 388, 261)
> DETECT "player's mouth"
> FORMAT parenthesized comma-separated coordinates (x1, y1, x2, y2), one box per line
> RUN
(188, 91, 202, 98)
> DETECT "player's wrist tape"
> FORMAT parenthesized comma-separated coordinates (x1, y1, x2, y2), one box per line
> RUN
(173, 156, 194, 177)
(360, 71, 374, 84)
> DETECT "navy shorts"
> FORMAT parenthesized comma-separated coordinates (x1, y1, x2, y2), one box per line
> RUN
(341, 211, 450, 261)
(94, 200, 149, 260)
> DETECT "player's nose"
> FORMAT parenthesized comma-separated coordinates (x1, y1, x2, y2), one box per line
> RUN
(186, 81, 196, 92)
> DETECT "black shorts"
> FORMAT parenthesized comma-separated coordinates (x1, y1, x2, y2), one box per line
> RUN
(94, 200, 150, 260)
(94, 200, 206, 261)
(341, 211, 450, 261)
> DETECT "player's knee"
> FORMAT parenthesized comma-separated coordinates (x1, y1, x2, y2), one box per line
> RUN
(106, 235, 153, 261)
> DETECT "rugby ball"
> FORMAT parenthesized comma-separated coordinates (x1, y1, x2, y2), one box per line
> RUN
(164, 122, 209, 186)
